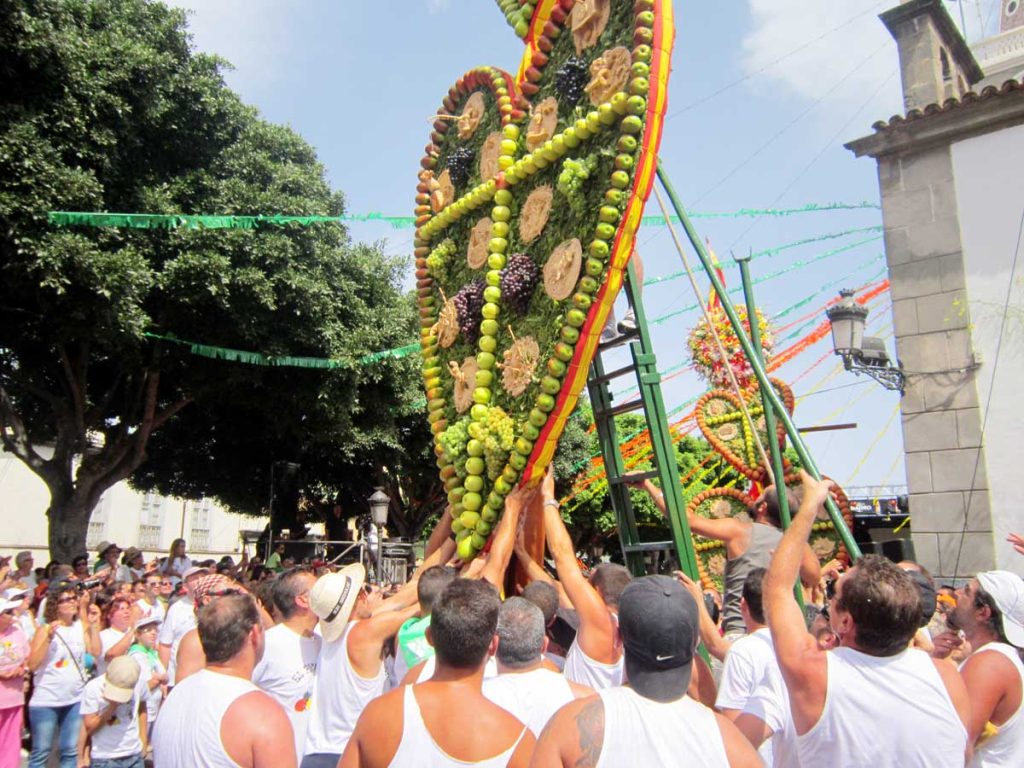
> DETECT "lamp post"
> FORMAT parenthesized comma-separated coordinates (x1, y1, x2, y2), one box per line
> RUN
(368, 487, 390, 582)
(825, 289, 905, 394)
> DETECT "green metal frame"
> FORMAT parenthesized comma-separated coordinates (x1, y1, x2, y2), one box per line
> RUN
(586, 261, 701, 580)
(656, 161, 862, 560)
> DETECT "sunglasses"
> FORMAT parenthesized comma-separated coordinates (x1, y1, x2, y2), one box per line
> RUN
(1, 610, 16, 617)
(57, 596, 78, 605)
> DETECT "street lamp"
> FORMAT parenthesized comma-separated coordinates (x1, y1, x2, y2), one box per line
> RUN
(367, 487, 390, 582)
(825, 289, 905, 394)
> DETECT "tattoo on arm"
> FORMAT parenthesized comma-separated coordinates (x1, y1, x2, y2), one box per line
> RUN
(573, 698, 605, 768)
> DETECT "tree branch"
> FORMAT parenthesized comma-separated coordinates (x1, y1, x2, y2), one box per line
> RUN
(0, 381, 46, 471)
(56, 342, 87, 438)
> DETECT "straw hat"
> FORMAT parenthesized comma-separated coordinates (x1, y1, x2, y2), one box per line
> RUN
(309, 563, 365, 643)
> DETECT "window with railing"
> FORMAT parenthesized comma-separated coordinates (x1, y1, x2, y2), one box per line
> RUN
(190, 499, 212, 552)
(86, 492, 109, 549)
(138, 493, 165, 549)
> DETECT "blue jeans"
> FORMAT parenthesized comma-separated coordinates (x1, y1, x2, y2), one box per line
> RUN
(91, 755, 145, 768)
(28, 703, 81, 768)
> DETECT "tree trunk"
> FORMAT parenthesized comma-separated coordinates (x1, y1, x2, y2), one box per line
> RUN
(46, 491, 93, 564)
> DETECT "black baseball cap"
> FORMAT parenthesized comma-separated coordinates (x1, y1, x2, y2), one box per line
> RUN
(618, 575, 698, 702)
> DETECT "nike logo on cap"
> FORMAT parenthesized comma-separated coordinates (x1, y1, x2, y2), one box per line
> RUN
(655, 653, 674, 661)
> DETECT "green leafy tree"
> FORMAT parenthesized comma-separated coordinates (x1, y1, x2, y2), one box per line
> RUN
(0, 0, 418, 560)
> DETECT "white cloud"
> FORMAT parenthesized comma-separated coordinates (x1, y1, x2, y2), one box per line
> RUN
(427, 0, 451, 14)
(740, 0, 903, 119)
(165, 1, 300, 92)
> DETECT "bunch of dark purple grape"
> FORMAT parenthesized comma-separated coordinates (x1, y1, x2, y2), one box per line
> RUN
(500, 253, 539, 316)
(446, 147, 475, 189)
(452, 279, 486, 343)
(555, 57, 589, 105)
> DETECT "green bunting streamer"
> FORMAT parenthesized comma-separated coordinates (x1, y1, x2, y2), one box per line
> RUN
(47, 202, 880, 232)
(143, 332, 420, 369)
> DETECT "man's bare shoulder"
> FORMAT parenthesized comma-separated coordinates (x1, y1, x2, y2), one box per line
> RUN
(226, 688, 290, 725)
(534, 693, 604, 768)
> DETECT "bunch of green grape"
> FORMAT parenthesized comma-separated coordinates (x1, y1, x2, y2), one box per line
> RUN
(425, 238, 457, 283)
(556, 154, 599, 217)
(467, 406, 515, 480)
(438, 418, 470, 478)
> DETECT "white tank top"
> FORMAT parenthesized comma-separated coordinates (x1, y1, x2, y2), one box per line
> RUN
(416, 654, 498, 683)
(595, 686, 728, 767)
(303, 621, 386, 756)
(966, 642, 1024, 768)
(482, 667, 575, 735)
(152, 668, 260, 768)
(797, 647, 967, 767)
(388, 684, 527, 767)
(563, 638, 623, 690)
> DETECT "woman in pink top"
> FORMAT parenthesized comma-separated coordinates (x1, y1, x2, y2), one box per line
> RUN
(0, 596, 29, 767)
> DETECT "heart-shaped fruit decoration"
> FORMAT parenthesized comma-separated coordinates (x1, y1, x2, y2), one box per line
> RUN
(687, 488, 754, 592)
(784, 473, 855, 570)
(414, 0, 676, 559)
(687, 479, 853, 592)
(695, 378, 795, 483)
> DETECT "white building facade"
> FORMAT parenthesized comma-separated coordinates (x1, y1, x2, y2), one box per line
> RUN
(1, 447, 266, 563)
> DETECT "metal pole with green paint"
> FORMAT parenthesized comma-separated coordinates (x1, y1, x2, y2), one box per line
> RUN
(655, 161, 861, 560)
(734, 252, 791, 529)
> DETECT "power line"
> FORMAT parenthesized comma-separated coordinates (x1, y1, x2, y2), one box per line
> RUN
(665, 0, 890, 120)
(727, 67, 898, 253)
(689, 41, 892, 208)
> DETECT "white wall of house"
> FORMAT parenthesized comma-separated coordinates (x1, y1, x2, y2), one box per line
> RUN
(951, 122, 1024, 575)
(0, 448, 267, 563)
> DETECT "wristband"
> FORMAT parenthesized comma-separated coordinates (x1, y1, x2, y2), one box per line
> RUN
(544, 500, 560, 509)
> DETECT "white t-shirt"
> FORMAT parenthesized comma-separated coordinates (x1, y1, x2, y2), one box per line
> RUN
(30, 622, 88, 707)
(97, 627, 128, 676)
(252, 624, 322, 760)
(159, 597, 196, 685)
(165, 556, 192, 587)
(79, 672, 148, 759)
(715, 628, 779, 766)
(17, 612, 36, 643)
(128, 648, 165, 723)
(482, 667, 575, 735)
(137, 598, 166, 623)
(743, 664, 797, 768)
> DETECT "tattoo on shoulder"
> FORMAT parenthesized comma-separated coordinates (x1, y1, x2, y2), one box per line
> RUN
(573, 697, 604, 768)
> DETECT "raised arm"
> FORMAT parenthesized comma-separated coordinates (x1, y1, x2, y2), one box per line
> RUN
(763, 470, 829, 736)
(676, 571, 731, 661)
(480, 482, 535, 588)
(515, 534, 573, 610)
(540, 470, 616, 663)
(631, 476, 745, 544)
(347, 603, 420, 678)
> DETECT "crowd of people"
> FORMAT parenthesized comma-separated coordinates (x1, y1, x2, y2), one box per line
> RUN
(0, 471, 1022, 767)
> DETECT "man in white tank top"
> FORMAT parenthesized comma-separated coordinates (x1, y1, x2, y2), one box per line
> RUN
(482, 598, 592, 735)
(539, 470, 629, 689)
(301, 564, 419, 768)
(341, 579, 535, 767)
(947, 570, 1024, 766)
(152, 593, 295, 768)
(763, 471, 971, 767)
(532, 575, 760, 767)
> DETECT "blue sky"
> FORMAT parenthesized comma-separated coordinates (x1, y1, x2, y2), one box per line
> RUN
(167, 0, 1007, 491)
